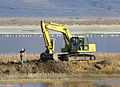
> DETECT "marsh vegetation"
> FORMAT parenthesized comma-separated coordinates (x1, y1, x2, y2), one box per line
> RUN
(0, 53, 120, 81)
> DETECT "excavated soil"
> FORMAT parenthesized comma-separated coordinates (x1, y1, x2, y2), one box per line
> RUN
(0, 60, 67, 75)
(0, 59, 120, 79)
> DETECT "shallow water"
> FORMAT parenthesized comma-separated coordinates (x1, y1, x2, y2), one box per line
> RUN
(1, 81, 120, 87)
(0, 34, 120, 54)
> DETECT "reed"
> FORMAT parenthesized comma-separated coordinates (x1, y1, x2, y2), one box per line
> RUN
(95, 53, 120, 61)
(0, 53, 40, 63)
(0, 53, 120, 63)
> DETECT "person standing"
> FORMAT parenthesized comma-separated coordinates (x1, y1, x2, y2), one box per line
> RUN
(20, 48, 25, 64)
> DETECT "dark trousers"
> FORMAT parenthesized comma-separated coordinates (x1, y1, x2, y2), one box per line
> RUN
(20, 56, 23, 64)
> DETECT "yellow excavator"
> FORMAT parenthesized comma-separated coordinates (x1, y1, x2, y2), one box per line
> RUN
(40, 20, 96, 61)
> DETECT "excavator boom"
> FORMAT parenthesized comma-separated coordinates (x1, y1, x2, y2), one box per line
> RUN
(41, 21, 54, 54)
(46, 22, 72, 43)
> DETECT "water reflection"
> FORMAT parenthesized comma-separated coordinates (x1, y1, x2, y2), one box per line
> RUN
(0, 34, 120, 53)
(1, 81, 120, 87)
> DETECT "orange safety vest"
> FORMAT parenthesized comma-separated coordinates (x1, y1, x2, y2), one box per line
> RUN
(20, 52, 24, 57)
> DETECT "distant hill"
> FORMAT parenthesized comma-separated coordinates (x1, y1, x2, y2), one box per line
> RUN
(0, 0, 120, 17)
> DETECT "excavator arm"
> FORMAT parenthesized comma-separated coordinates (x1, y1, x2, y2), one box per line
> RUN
(40, 20, 55, 54)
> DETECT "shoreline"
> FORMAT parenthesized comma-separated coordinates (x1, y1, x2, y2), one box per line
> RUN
(0, 74, 120, 83)
(0, 25, 120, 35)
(0, 24, 120, 28)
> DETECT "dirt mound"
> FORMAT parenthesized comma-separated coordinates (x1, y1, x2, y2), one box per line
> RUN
(0, 59, 120, 76)
(0, 60, 68, 77)
(41, 61, 68, 73)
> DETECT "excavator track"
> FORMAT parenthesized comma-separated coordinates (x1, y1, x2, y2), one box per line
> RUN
(40, 53, 96, 62)
(58, 53, 96, 61)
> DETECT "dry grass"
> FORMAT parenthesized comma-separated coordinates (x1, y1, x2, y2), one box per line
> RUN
(95, 53, 120, 61)
(0, 53, 40, 63)
(0, 53, 120, 63)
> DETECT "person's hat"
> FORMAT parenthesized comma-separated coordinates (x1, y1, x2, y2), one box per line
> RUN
(21, 48, 25, 51)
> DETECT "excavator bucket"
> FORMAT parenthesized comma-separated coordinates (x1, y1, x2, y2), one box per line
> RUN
(40, 52, 60, 62)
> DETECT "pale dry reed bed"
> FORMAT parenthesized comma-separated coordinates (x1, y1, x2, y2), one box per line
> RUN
(95, 53, 120, 61)
(0, 53, 40, 63)
(0, 53, 120, 63)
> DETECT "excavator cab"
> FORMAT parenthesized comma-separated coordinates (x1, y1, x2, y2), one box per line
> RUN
(60, 36, 96, 61)
(70, 36, 96, 53)
(71, 36, 88, 51)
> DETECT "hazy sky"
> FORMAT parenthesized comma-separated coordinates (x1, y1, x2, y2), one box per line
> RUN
(22, 0, 49, 3)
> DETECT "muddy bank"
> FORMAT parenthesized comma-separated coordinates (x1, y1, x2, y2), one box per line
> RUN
(0, 53, 120, 81)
